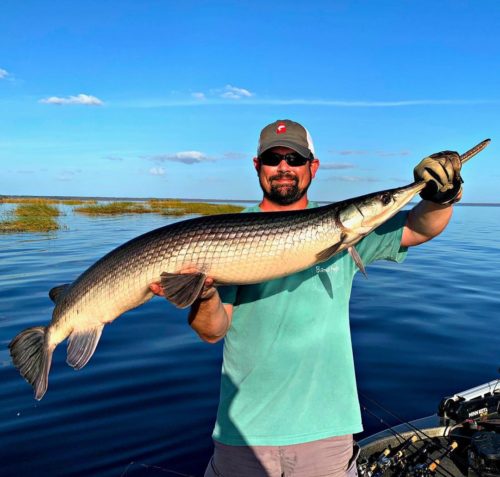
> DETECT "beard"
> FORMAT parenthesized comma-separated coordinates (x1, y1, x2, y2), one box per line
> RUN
(260, 171, 310, 205)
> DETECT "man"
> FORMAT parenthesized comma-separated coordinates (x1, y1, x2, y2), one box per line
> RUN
(151, 119, 463, 477)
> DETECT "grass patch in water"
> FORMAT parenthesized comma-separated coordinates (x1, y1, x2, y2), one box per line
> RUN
(75, 200, 244, 216)
(0, 197, 97, 205)
(74, 202, 152, 215)
(59, 199, 97, 205)
(148, 199, 244, 216)
(1, 197, 59, 205)
(0, 203, 60, 232)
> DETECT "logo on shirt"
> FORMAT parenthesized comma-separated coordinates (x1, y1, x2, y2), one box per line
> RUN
(316, 265, 339, 274)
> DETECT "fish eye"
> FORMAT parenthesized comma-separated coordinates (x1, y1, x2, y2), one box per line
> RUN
(380, 193, 392, 205)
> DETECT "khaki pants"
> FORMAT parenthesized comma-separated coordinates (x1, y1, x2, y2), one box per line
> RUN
(204, 434, 359, 477)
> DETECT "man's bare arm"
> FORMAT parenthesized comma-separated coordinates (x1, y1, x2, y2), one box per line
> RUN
(149, 279, 233, 344)
(401, 199, 456, 248)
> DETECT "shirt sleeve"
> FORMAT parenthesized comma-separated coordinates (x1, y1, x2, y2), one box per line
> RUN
(355, 210, 409, 266)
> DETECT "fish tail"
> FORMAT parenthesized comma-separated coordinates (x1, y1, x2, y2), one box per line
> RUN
(9, 326, 54, 401)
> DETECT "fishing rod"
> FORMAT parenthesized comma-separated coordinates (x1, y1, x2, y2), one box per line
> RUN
(359, 405, 455, 477)
(360, 392, 476, 476)
(427, 441, 459, 474)
(360, 388, 500, 477)
(396, 439, 442, 477)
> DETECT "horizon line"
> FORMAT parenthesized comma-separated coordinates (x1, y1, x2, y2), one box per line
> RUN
(2, 194, 500, 207)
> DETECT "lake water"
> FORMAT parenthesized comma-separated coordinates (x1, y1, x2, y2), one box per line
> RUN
(0, 204, 498, 477)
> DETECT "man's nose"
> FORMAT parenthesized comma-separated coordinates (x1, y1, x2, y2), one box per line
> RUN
(276, 159, 291, 172)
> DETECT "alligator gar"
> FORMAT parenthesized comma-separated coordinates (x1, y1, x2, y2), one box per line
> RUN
(9, 139, 490, 400)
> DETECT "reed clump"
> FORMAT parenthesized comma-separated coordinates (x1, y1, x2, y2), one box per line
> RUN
(0, 197, 97, 206)
(0, 197, 59, 205)
(74, 202, 152, 215)
(0, 203, 60, 232)
(59, 199, 97, 205)
(148, 199, 244, 216)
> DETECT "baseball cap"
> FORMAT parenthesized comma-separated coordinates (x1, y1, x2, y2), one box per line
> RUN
(257, 119, 315, 158)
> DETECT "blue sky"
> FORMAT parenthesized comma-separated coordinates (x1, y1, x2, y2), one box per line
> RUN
(1, 0, 498, 202)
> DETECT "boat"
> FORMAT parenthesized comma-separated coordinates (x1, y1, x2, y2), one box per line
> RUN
(356, 379, 500, 476)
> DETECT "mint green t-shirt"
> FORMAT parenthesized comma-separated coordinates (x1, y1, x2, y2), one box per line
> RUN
(213, 201, 409, 446)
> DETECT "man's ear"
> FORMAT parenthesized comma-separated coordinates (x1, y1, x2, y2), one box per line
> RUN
(253, 157, 260, 173)
(310, 158, 320, 179)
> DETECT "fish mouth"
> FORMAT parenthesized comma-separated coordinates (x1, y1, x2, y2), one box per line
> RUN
(394, 181, 427, 204)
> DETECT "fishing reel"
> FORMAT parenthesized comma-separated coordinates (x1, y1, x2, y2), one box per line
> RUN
(357, 436, 457, 477)
(438, 379, 500, 423)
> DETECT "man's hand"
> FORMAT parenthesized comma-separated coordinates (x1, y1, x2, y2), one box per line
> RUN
(149, 269, 231, 344)
(149, 268, 217, 301)
(413, 151, 463, 205)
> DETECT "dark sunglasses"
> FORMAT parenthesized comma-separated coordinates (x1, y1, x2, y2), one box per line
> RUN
(258, 151, 311, 167)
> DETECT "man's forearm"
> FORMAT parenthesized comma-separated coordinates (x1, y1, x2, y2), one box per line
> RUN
(403, 200, 454, 247)
(188, 291, 231, 344)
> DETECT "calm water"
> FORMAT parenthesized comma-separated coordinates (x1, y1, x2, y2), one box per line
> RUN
(0, 205, 498, 477)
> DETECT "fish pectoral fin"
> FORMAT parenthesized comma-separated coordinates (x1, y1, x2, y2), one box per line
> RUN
(48, 284, 71, 304)
(160, 271, 207, 309)
(348, 246, 367, 277)
(66, 324, 104, 370)
(316, 237, 345, 262)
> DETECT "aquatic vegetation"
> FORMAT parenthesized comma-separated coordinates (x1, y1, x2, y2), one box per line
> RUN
(148, 199, 244, 216)
(0, 197, 97, 206)
(59, 199, 97, 205)
(75, 200, 244, 216)
(0, 196, 244, 224)
(0, 197, 60, 205)
(0, 203, 60, 232)
(74, 202, 152, 215)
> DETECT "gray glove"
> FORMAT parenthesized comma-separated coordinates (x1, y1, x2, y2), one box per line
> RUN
(413, 151, 463, 205)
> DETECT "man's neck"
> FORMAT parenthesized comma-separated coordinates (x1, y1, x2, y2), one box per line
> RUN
(258, 195, 309, 212)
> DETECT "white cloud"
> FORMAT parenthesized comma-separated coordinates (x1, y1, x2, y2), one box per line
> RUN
(149, 167, 166, 176)
(118, 95, 498, 109)
(328, 175, 380, 183)
(149, 150, 213, 164)
(249, 99, 494, 107)
(220, 84, 253, 100)
(329, 149, 411, 157)
(40, 93, 104, 106)
(55, 169, 82, 181)
(106, 155, 125, 161)
(0, 68, 9, 79)
(223, 151, 248, 160)
(191, 92, 206, 100)
(320, 163, 356, 170)
(330, 149, 411, 157)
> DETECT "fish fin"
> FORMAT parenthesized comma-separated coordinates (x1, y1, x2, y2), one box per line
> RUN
(66, 324, 104, 370)
(49, 284, 71, 304)
(316, 238, 344, 262)
(9, 326, 54, 401)
(348, 246, 367, 277)
(160, 271, 206, 308)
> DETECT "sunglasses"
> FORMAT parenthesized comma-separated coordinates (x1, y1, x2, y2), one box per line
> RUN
(258, 151, 311, 167)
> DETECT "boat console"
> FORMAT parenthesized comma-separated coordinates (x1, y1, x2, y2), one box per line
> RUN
(357, 379, 500, 476)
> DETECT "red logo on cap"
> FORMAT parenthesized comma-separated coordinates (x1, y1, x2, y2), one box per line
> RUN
(276, 123, 286, 134)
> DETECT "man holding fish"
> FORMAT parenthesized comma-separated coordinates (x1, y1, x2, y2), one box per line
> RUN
(150, 119, 465, 477)
(11, 116, 484, 475)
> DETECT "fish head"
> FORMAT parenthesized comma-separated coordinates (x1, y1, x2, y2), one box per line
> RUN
(338, 181, 426, 236)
